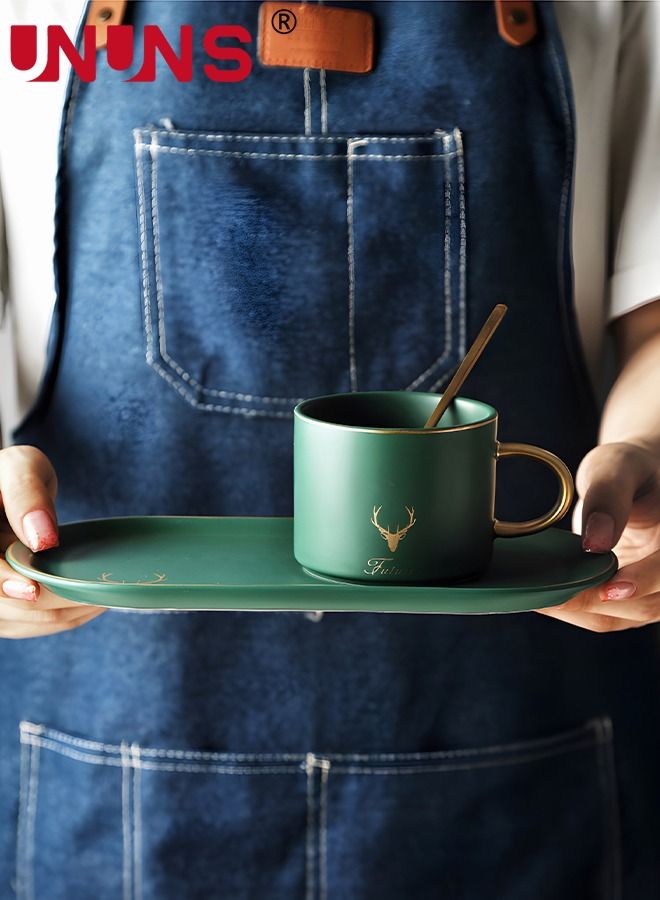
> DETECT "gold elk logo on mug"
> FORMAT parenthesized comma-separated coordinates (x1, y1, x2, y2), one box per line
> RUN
(293, 391, 573, 584)
(370, 505, 416, 552)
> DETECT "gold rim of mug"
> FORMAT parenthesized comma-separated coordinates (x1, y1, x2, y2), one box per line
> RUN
(294, 393, 498, 434)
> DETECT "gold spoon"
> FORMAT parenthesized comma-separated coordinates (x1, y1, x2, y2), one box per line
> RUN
(424, 304, 508, 429)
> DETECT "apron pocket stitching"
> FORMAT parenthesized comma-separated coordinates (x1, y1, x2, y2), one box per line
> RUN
(134, 126, 464, 415)
(408, 129, 466, 391)
(347, 129, 464, 394)
(305, 754, 331, 900)
(149, 138, 302, 405)
(138, 135, 286, 418)
(15, 738, 40, 900)
(325, 716, 608, 763)
(345, 135, 461, 393)
(148, 130, 448, 144)
(131, 744, 143, 900)
(135, 133, 300, 418)
(21, 720, 304, 762)
(120, 742, 134, 900)
(16, 717, 618, 899)
(330, 738, 606, 775)
(21, 734, 304, 774)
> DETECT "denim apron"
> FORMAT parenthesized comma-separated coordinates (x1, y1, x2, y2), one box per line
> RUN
(3, 2, 660, 898)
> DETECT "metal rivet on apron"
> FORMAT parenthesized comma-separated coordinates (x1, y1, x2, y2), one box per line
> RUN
(508, 8, 528, 25)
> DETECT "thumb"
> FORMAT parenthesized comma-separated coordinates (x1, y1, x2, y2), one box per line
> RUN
(577, 442, 652, 553)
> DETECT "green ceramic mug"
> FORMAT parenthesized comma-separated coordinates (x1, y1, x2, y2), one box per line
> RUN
(293, 391, 574, 583)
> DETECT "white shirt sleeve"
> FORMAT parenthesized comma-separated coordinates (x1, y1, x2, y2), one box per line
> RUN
(608, 0, 660, 320)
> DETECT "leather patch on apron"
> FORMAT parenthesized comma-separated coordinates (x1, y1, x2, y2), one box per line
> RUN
(86, 0, 128, 50)
(494, 0, 538, 47)
(258, 2, 375, 73)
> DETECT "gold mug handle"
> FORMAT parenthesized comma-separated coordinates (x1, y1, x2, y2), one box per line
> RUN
(494, 442, 574, 537)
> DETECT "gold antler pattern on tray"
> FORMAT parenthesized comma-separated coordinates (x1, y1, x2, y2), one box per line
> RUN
(97, 572, 168, 585)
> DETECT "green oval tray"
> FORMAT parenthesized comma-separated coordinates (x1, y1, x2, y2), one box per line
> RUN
(6, 517, 618, 615)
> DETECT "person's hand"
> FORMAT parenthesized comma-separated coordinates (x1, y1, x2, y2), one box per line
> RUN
(0, 445, 105, 638)
(537, 441, 660, 632)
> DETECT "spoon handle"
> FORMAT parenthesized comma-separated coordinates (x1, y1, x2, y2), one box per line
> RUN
(424, 304, 508, 429)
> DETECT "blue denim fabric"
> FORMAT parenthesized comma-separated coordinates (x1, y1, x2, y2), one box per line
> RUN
(3, 2, 660, 898)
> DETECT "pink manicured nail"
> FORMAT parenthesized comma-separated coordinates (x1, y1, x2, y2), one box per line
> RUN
(600, 581, 636, 602)
(582, 512, 615, 553)
(3, 580, 37, 602)
(22, 509, 58, 552)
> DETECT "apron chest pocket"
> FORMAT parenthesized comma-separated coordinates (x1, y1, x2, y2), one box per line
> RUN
(133, 126, 466, 418)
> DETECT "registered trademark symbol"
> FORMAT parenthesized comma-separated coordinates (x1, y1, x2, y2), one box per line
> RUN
(272, 8, 297, 33)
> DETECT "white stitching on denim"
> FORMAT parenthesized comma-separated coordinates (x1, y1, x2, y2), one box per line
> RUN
(319, 760, 330, 900)
(21, 723, 302, 760)
(152, 363, 293, 419)
(22, 736, 303, 773)
(152, 141, 293, 404)
(428, 366, 455, 393)
(319, 69, 328, 134)
(143, 144, 455, 162)
(19, 722, 44, 738)
(137, 137, 303, 407)
(304, 68, 312, 136)
(151, 148, 298, 402)
(455, 128, 467, 358)
(346, 139, 368, 391)
(134, 133, 155, 368)
(327, 720, 606, 761)
(15, 738, 31, 900)
(20, 718, 603, 763)
(143, 145, 346, 160)
(21, 738, 113, 766)
(151, 361, 297, 416)
(120, 742, 133, 900)
(145, 129, 443, 143)
(428, 129, 467, 392)
(138, 760, 301, 774)
(138, 140, 457, 161)
(305, 753, 316, 900)
(405, 134, 453, 390)
(23, 741, 40, 900)
(150, 136, 167, 364)
(142, 149, 285, 415)
(330, 738, 601, 775)
(350, 153, 451, 161)
(136, 128, 460, 409)
(131, 744, 142, 900)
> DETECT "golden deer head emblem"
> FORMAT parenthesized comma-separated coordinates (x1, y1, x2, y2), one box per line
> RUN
(371, 506, 416, 552)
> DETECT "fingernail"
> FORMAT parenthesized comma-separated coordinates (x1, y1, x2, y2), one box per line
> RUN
(582, 512, 615, 553)
(600, 581, 636, 602)
(3, 580, 37, 602)
(22, 509, 58, 552)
